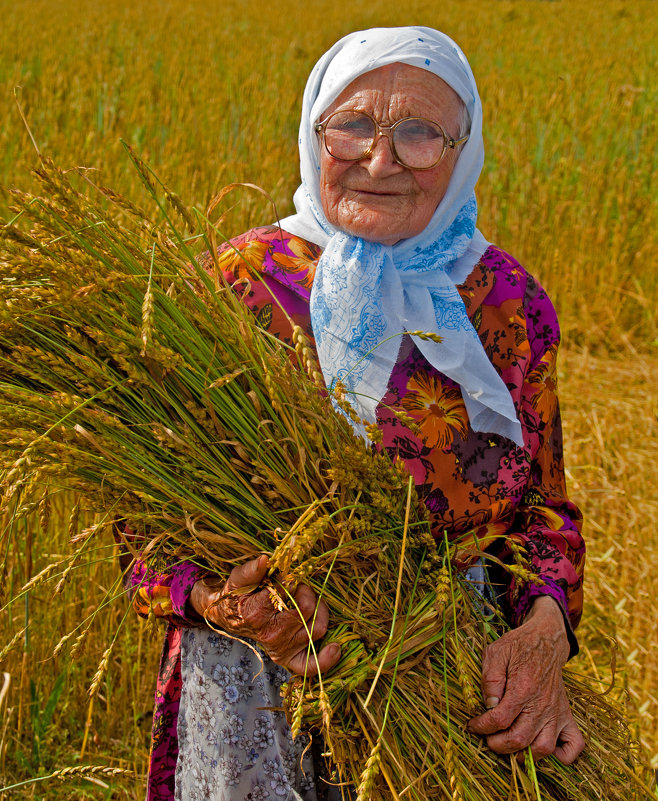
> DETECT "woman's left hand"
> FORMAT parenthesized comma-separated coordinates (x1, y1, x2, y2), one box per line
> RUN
(467, 596, 586, 764)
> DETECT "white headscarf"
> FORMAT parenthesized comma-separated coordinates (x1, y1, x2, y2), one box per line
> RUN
(280, 27, 523, 446)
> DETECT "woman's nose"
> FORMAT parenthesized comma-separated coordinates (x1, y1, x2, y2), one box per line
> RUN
(361, 133, 405, 177)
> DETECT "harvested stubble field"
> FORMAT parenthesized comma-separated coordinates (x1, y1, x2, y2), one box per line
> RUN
(0, 0, 656, 797)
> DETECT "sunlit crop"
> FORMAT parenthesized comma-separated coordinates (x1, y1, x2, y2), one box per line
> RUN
(0, 0, 656, 796)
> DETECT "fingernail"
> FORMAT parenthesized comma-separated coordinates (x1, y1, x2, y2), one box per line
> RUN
(329, 644, 341, 657)
(485, 696, 500, 709)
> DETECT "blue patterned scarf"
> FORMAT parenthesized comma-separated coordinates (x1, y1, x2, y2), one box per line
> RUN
(280, 27, 523, 445)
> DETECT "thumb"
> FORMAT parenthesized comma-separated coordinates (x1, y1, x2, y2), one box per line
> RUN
(480, 642, 510, 709)
(228, 555, 270, 591)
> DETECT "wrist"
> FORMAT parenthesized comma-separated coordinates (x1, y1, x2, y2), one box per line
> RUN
(524, 595, 570, 663)
(187, 580, 216, 624)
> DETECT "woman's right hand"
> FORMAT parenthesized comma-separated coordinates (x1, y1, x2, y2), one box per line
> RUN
(189, 555, 341, 676)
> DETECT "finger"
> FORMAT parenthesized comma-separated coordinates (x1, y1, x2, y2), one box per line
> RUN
(294, 583, 318, 622)
(286, 643, 341, 677)
(270, 621, 311, 659)
(467, 692, 525, 735)
(483, 716, 540, 755)
(469, 640, 532, 735)
(260, 600, 329, 666)
(226, 555, 269, 591)
(290, 586, 329, 641)
(553, 718, 586, 765)
(308, 598, 329, 640)
(284, 598, 328, 642)
(525, 726, 560, 762)
(481, 699, 561, 756)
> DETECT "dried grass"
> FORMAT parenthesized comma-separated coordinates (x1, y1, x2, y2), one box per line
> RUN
(0, 162, 654, 799)
(560, 351, 658, 768)
(0, 0, 656, 795)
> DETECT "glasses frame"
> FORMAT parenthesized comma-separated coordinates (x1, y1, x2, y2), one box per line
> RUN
(314, 109, 470, 171)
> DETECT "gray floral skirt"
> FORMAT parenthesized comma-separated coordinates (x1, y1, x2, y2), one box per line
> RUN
(176, 565, 491, 800)
(176, 627, 344, 801)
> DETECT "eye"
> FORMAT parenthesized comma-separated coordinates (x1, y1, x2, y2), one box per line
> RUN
(396, 118, 444, 143)
(327, 112, 374, 138)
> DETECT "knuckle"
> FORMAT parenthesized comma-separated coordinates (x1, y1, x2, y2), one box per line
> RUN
(532, 743, 553, 760)
(290, 650, 312, 675)
(295, 584, 315, 607)
(485, 735, 510, 755)
(312, 617, 328, 640)
(298, 600, 316, 622)
(484, 637, 503, 654)
(505, 734, 528, 752)
(485, 708, 508, 729)
(293, 628, 310, 649)
(259, 624, 283, 648)
(258, 633, 276, 652)
(229, 564, 246, 584)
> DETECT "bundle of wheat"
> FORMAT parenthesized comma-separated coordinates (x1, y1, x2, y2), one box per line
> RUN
(0, 157, 654, 800)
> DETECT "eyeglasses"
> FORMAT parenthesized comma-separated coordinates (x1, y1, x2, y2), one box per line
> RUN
(314, 109, 469, 171)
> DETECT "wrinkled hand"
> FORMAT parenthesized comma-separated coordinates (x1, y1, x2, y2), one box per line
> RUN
(467, 596, 585, 764)
(189, 555, 341, 677)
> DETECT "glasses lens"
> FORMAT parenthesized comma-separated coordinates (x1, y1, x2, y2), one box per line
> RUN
(323, 111, 375, 161)
(393, 118, 446, 169)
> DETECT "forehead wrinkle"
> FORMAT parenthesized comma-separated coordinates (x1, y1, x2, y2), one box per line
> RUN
(322, 64, 462, 130)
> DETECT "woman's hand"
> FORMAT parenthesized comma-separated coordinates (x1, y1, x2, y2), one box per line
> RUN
(189, 555, 341, 677)
(467, 596, 585, 764)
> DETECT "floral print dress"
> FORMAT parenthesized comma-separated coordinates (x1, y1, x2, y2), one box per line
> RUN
(124, 226, 585, 800)
(175, 629, 320, 801)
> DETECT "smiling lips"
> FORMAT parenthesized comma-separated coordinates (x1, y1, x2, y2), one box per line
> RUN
(347, 185, 407, 197)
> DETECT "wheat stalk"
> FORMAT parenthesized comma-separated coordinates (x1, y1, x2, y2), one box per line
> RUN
(0, 160, 653, 800)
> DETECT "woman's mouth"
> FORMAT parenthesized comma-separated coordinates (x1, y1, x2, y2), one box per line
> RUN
(348, 187, 405, 197)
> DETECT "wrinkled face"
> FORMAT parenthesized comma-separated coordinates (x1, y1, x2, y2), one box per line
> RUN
(318, 63, 464, 246)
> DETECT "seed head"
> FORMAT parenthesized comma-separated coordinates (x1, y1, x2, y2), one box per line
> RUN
(356, 738, 382, 801)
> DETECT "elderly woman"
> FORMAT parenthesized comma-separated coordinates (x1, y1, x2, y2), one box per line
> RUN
(127, 26, 586, 801)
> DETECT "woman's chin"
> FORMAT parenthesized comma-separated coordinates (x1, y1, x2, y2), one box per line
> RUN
(335, 208, 414, 246)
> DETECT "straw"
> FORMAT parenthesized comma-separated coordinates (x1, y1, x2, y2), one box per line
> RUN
(0, 159, 654, 800)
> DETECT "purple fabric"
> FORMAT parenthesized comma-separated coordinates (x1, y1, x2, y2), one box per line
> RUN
(126, 227, 584, 800)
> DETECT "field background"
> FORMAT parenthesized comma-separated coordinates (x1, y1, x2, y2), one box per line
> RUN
(0, 0, 656, 797)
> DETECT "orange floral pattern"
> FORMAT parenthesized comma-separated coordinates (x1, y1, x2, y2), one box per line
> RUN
(527, 342, 559, 424)
(400, 372, 469, 448)
(129, 228, 585, 801)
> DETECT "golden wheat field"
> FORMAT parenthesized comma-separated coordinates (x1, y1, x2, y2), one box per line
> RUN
(0, 0, 656, 797)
